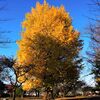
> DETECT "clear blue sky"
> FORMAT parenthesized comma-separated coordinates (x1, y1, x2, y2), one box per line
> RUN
(0, 0, 95, 86)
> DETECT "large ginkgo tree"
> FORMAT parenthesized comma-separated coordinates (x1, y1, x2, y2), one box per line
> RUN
(16, 1, 83, 95)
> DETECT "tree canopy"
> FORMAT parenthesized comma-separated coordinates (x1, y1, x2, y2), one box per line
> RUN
(16, 1, 83, 91)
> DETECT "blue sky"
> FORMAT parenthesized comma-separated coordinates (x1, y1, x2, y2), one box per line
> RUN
(0, 0, 95, 86)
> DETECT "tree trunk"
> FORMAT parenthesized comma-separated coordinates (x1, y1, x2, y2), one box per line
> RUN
(21, 90, 24, 99)
(13, 89, 16, 100)
(36, 90, 40, 97)
(50, 88, 54, 99)
(43, 89, 54, 100)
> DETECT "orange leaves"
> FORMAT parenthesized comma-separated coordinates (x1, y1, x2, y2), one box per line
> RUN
(22, 77, 42, 91)
(16, 1, 82, 91)
(18, 75, 26, 83)
(96, 77, 100, 82)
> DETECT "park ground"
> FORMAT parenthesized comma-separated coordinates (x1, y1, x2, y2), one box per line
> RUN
(1, 96, 100, 100)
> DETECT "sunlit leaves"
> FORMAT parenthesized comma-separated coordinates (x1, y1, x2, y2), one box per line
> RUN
(22, 77, 42, 91)
(16, 1, 82, 90)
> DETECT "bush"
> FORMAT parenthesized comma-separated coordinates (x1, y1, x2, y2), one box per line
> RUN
(1, 93, 10, 97)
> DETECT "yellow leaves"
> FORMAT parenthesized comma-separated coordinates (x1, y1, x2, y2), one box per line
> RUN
(22, 77, 42, 91)
(16, 1, 81, 90)
(36, 1, 49, 13)
(22, 80, 33, 91)
(96, 77, 100, 82)
(36, 2, 42, 11)
(21, 1, 74, 45)
(25, 13, 31, 20)
(18, 75, 26, 83)
(33, 66, 45, 76)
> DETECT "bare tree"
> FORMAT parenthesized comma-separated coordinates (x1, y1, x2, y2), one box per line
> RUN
(87, 0, 100, 88)
(0, 56, 27, 100)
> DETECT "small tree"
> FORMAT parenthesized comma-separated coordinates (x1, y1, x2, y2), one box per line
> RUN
(0, 56, 27, 100)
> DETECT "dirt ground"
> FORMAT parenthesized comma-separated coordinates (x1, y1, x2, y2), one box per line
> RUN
(0, 96, 100, 100)
(0, 97, 41, 100)
(55, 96, 100, 100)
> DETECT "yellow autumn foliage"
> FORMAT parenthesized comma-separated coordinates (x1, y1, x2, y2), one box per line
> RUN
(22, 77, 42, 91)
(16, 1, 81, 90)
(17, 1, 79, 65)
(96, 77, 100, 82)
